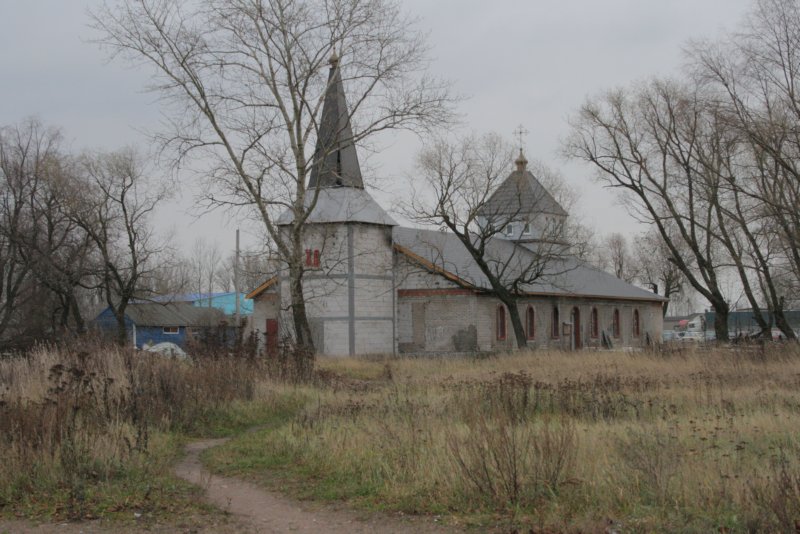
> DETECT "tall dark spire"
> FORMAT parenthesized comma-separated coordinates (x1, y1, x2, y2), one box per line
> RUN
(308, 53, 364, 189)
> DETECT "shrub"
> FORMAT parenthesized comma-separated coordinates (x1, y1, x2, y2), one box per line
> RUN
(448, 407, 577, 513)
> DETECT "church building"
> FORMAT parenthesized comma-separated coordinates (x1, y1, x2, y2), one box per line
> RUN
(247, 57, 665, 356)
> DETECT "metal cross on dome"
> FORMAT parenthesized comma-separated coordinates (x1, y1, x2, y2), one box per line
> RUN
(513, 124, 529, 152)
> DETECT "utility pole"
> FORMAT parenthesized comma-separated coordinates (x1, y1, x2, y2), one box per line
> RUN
(235, 229, 241, 328)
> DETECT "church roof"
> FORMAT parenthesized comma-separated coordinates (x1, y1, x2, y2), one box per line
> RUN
(308, 54, 363, 189)
(276, 187, 397, 226)
(479, 155, 568, 219)
(393, 226, 666, 302)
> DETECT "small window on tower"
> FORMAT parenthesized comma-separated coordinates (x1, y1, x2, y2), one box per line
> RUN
(305, 249, 321, 269)
(504, 223, 515, 236)
(522, 222, 531, 235)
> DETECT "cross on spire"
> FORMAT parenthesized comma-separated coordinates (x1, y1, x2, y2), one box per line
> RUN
(513, 124, 529, 152)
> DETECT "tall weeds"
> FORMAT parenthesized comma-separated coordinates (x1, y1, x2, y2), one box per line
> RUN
(0, 342, 267, 519)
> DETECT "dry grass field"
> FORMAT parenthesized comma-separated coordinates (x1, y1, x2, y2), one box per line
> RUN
(3, 343, 800, 532)
(207, 345, 800, 532)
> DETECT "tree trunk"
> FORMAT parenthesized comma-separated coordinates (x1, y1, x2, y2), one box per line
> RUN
(710, 299, 729, 342)
(70, 295, 85, 333)
(289, 266, 315, 357)
(506, 301, 528, 349)
(115, 310, 128, 347)
(773, 297, 796, 340)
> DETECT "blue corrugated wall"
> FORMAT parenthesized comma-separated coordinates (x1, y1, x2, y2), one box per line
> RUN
(191, 293, 253, 315)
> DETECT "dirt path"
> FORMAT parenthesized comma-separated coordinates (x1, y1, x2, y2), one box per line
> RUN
(0, 440, 460, 533)
(173, 438, 460, 534)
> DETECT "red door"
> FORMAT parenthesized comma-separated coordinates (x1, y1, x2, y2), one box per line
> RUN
(266, 319, 279, 356)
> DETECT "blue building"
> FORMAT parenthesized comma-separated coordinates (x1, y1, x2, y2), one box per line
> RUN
(187, 292, 253, 316)
(93, 302, 227, 349)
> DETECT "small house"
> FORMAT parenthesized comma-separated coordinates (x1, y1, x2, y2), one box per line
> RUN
(93, 302, 226, 350)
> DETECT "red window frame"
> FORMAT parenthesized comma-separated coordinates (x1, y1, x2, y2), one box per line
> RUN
(305, 248, 321, 268)
(526, 305, 535, 340)
(496, 305, 507, 341)
(551, 306, 560, 339)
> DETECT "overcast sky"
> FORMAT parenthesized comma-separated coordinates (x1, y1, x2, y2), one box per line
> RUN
(0, 0, 755, 255)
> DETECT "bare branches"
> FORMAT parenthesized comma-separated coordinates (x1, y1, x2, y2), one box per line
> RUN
(408, 133, 581, 348)
(91, 0, 456, 352)
(565, 81, 735, 340)
(67, 148, 169, 345)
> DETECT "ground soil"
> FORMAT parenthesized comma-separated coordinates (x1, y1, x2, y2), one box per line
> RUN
(1, 438, 460, 534)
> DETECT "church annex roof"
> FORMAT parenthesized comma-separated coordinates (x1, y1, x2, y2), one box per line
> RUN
(276, 187, 397, 226)
(393, 226, 666, 302)
(308, 54, 363, 189)
(479, 153, 568, 219)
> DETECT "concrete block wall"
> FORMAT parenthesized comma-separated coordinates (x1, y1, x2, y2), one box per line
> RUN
(279, 222, 395, 356)
(485, 298, 664, 351)
(397, 293, 484, 353)
(398, 286, 664, 354)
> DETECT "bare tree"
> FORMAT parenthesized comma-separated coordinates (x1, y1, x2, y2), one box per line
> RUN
(67, 149, 167, 345)
(409, 133, 580, 349)
(690, 0, 800, 338)
(566, 81, 735, 341)
(595, 233, 636, 283)
(17, 150, 100, 334)
(91, 0, 454, 356)
(0, 122, 42, 343)
(148, 252, 191, 295)
(631, 227, 687, 317)
(188, 237, 223, 302)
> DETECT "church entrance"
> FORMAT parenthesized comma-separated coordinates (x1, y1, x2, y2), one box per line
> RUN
(571, 307, 581, 350)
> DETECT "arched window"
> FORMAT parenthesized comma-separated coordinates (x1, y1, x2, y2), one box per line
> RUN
(591, 307, 599, 338)
(496, 305, 506, 341)
(551, 306, 560, 338)
(613, 308, 621, 338)
(633, 309, 640, 337)
(526, 306, 535, 340)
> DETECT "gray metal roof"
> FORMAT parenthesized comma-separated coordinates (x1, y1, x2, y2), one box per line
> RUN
(125, 303, 225, 327)
(308, 56, 363, 189)
(479, 167, 568, 219)
(393, 226, 666, 302)
(277, 187, 397, 226)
